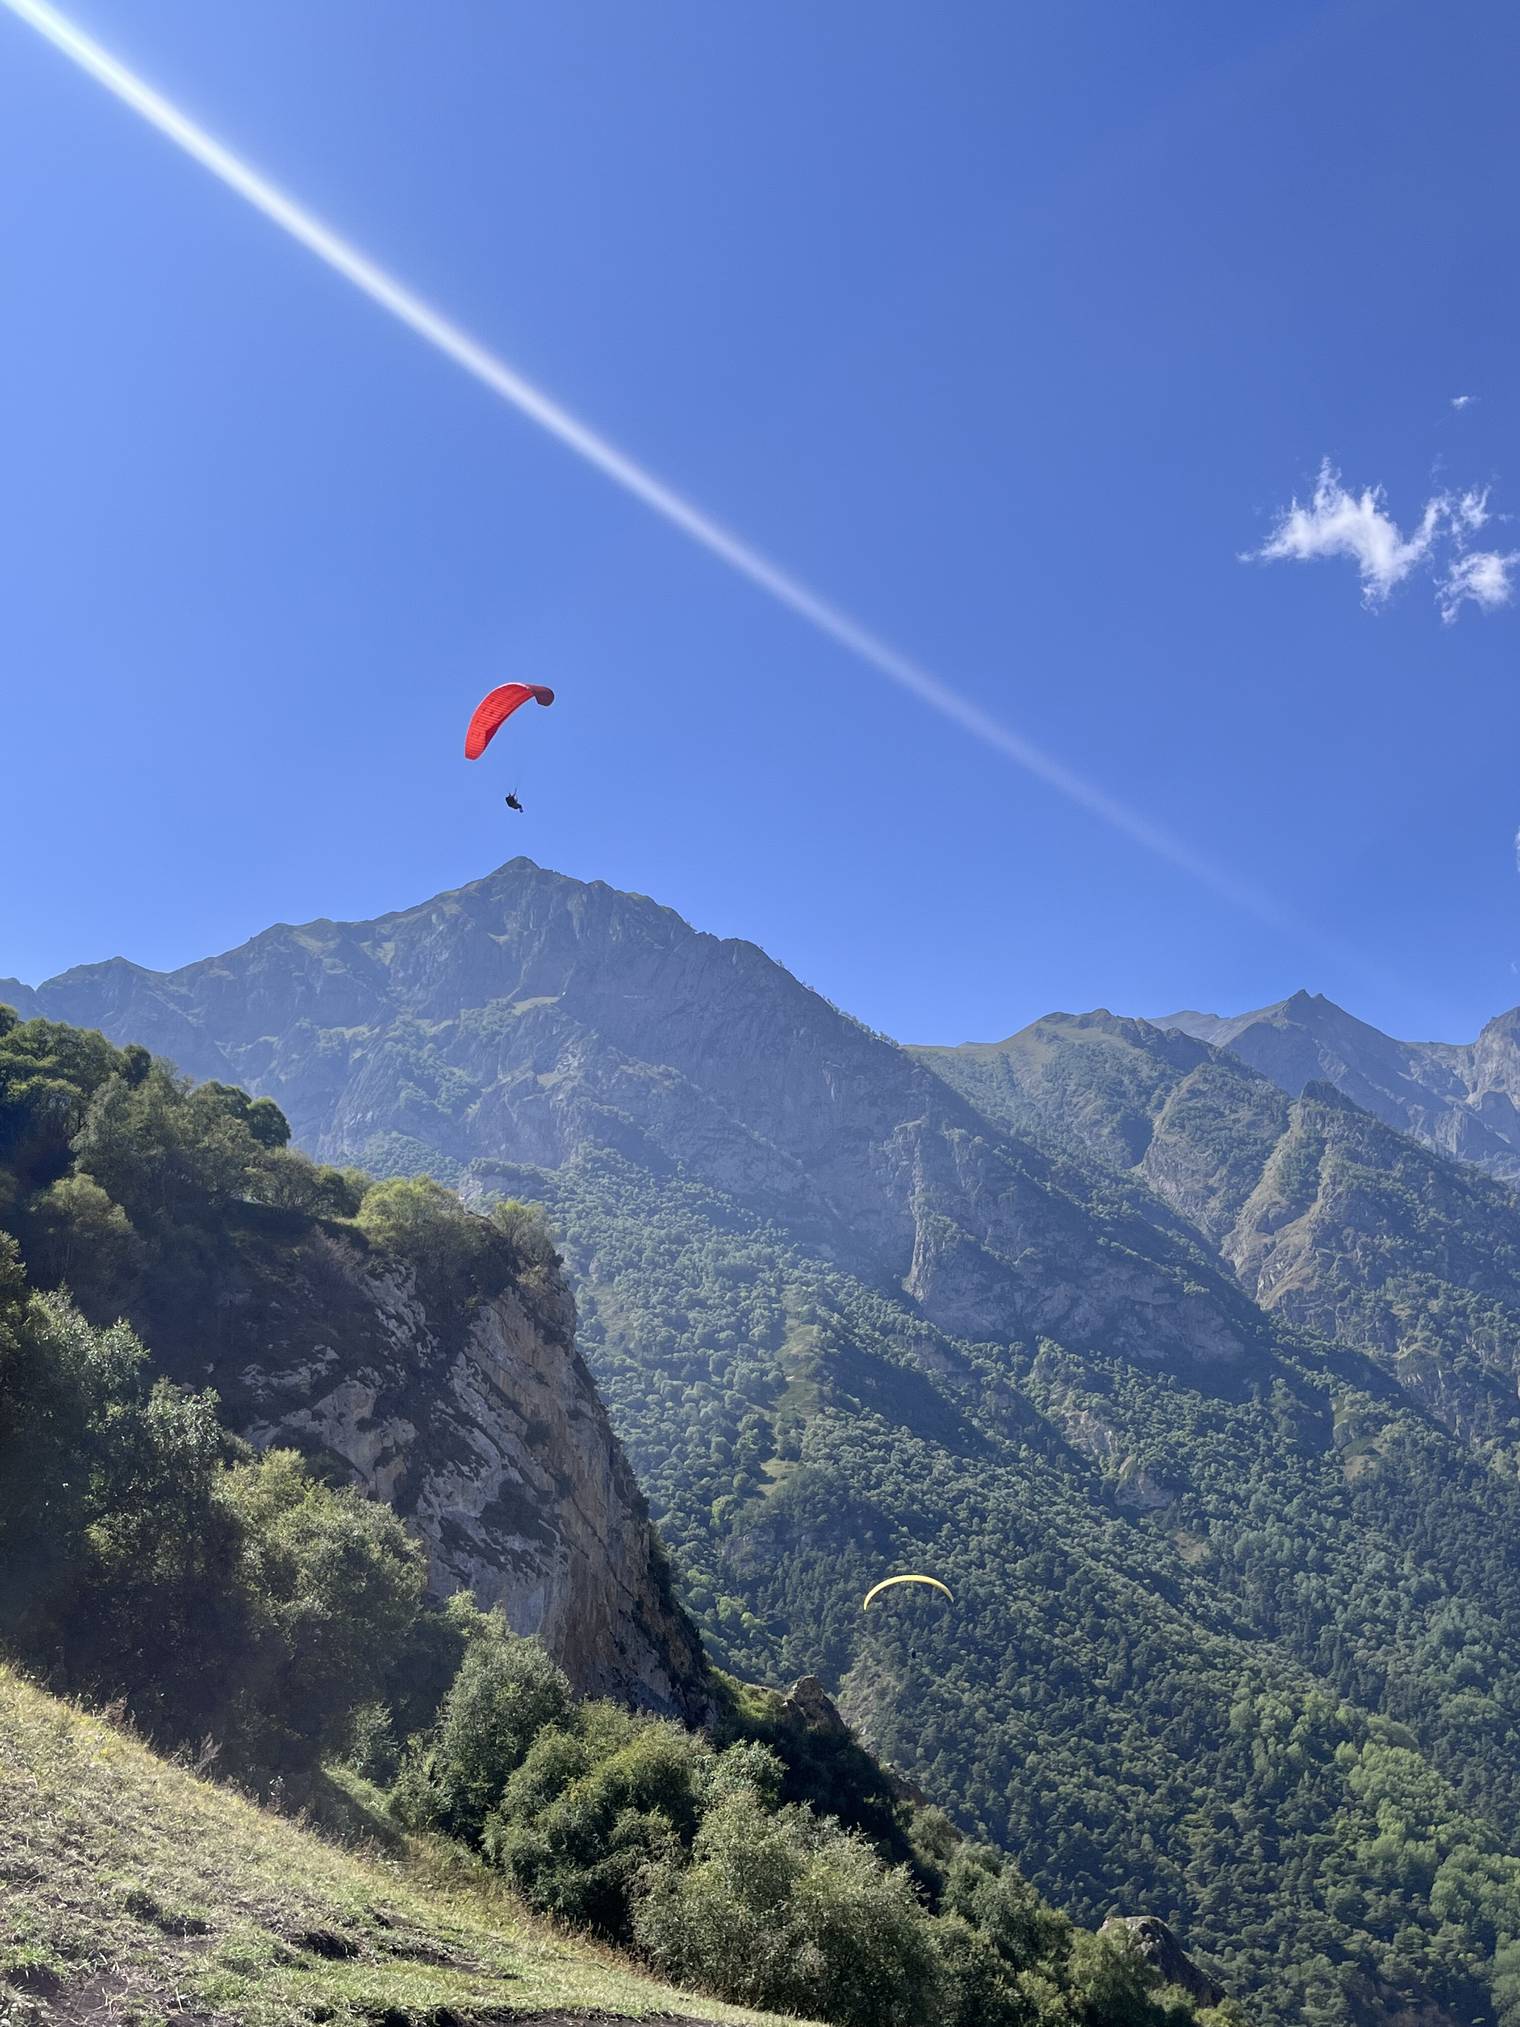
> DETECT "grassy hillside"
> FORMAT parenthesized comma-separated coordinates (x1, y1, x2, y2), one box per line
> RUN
(0, 1662, 810, 2027)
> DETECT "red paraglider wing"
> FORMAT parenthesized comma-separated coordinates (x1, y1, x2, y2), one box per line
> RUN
(464, 683, 556, 760)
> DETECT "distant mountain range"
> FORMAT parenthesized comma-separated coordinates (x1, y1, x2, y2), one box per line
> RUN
(0, 863, 1266, 1370)
(12, 862, 1520, 2023)
(12, 949, 1520, 1187)
(1159, 989, 1520, 1181)
(918, 1008, 1520, 1454)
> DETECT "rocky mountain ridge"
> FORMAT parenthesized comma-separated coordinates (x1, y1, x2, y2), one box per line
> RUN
(1, 859, 1268, 1379)
(1162, 990, 1520, 1181)
(918, 1009, 1520, 1457)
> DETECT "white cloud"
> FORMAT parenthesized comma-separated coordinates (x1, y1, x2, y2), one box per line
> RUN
(1452, 394, 1476, 410)
(1249, 462, 1446, 604)
(1440, 549, 1520, 624)
(1248, 461, 1512, 621)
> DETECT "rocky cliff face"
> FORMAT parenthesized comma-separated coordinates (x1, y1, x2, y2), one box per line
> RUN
(212, 1222, 710, 1721)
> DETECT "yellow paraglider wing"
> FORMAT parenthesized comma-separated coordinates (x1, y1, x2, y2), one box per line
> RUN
(862, 1573, 954, 1611)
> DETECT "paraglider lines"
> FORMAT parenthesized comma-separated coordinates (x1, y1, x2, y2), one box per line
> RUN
(5, 0, 1283, 924)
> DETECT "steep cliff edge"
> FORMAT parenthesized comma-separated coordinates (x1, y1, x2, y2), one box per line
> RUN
(219, 1222, 711, 1721)
(0, 1009, 709, 1723)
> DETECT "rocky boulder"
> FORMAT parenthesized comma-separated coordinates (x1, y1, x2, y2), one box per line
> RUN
(1101, 1916, 1225, 2008)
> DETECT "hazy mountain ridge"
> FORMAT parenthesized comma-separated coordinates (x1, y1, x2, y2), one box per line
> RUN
(9, 859, 1268, 1376)
(920, 1010, 1520, 1457)
(1163, 991, 1520, 1181)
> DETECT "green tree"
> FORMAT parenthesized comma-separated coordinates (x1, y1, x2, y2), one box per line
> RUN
(219, 1448, 429, 1779)
(396, 1617, 573, 1842)
(634, 1783, 946, 2027)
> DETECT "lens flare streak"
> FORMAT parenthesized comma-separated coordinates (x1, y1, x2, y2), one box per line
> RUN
(3, 0, 1282, 921)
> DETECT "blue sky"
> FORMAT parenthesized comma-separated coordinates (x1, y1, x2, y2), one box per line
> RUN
(3, 0, 1518, 1045)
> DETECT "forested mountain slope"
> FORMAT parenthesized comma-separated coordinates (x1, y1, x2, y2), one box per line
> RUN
(919, 1010, 1520, 1458)
(0, 1014, 1231, 2027)
(1161, 992, 1520, 1182)
(14, 863, 1520, 2023)
(519, 1149, 1520, 2026)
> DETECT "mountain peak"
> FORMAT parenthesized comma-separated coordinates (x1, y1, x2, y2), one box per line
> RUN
(1152, 991, 1520, 1182)
(0, 978, 39, 1019)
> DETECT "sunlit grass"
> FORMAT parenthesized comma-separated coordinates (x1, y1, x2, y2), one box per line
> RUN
(0, 1665, 820, 2026)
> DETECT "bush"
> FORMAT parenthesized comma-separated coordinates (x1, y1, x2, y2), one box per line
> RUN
(934, 1913, 1049, 2027)
(1068, 1929, 1197, 2027)
(943, 1844, 1072, 1980)
(394, 1617, 573, 1841)
(74, 1067, 255, 1221)
(248, 1146, 365, 1218)
(357, 1176, 502, 1300)
(0, 1019, 118, 1183)
(490, 1198, 560, 1275)
(487, 1716, 712, 1939)
(346, 1701, 402, 1785)
(634, 1784, 947, 2027)
(0, 1290, 243, 1736)
(0, 1283, 439, 1792)
(23, 1172, 143, 1302)
(198, 1084, 292, 1150)
(218, 1449, 429, 1781)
